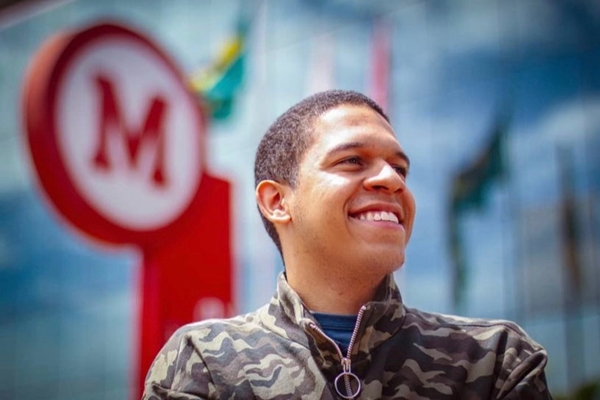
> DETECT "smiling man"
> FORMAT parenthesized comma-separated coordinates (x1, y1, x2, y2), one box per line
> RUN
(143, 90, 552, 399)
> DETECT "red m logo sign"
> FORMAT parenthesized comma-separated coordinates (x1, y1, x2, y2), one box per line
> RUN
(93, 74, 168, 186)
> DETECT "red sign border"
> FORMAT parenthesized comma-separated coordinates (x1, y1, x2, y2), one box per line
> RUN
(22, 21, 209, 246)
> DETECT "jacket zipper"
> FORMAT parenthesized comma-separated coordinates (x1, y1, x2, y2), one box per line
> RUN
(308, 305, 368, 399)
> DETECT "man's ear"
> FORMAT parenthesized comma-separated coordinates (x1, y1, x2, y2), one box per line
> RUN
(255, 180, 292, 224)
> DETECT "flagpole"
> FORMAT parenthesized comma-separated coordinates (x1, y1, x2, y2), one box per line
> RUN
(556, 144, 585, 391)
(507, 186, 524, 325)
(499, 121, 521, 324)
(498, 105, 528, 326)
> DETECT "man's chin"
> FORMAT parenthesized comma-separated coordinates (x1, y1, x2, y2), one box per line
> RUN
(355, 250, 405, 276)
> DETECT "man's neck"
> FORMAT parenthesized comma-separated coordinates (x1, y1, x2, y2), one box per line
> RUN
(285, 268, 386, 315)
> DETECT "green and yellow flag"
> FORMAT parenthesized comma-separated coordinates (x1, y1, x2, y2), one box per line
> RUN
(190, 18, 248, 120)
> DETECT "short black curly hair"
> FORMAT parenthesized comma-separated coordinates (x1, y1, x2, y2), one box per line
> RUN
(254, 89, 389, 255)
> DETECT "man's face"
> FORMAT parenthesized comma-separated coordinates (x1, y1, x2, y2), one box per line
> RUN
(285, 104, 416, 277)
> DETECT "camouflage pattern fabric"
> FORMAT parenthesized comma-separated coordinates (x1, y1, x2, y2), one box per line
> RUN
(143, 273, 552, 399)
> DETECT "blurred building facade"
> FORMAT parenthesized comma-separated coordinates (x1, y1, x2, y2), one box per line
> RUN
(0, 0, 598, 398)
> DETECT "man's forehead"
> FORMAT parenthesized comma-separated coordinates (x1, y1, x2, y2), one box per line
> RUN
(316, 103, 390, 127)
(311, 105, 400, 144)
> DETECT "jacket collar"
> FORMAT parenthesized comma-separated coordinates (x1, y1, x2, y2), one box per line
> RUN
(260, 272, 406, 355)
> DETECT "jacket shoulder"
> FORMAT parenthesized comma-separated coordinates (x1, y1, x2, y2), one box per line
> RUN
(397, 307, 551, 398)
(402, 306, 545, 356)
(144, 307, 268, 391)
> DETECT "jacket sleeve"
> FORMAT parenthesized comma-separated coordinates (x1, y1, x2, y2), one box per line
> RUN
(495, 329, 553, 400)
(142, 328, 218, 400)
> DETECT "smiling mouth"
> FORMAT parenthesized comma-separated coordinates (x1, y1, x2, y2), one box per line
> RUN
(351, 210, 400, 224)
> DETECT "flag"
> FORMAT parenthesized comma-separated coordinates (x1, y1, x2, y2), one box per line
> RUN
(369, 18, 391, 113)
(450, 122, 506, 213)
(190, 16, 248, 120)
(448, 114, 509, 310)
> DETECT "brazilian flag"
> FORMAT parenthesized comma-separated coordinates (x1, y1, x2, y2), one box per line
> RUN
(190, 18, 248, 120)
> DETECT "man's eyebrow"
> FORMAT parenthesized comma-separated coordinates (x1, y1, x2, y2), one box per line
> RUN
(325, 141, 365, 156)
(400, 152, 411, 169)
(326, 141, 411, 167)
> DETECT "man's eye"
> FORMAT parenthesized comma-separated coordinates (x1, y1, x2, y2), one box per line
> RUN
(342, 157, 362, 165)
(393, 165, 409, 177)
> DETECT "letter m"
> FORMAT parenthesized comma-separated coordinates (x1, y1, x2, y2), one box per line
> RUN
(93, 74, 168, 186)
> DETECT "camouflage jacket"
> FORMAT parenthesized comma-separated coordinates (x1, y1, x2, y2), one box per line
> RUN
(143, 273, 551, 399)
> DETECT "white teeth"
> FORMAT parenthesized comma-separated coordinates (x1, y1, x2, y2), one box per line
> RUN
(356, 211, 399, 224)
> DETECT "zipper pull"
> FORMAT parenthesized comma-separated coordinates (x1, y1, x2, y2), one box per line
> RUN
(307, 305, 368, 399)
(334, 357, 361, 399)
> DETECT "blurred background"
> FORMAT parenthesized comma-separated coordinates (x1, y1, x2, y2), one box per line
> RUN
(0, 0, 599, 399)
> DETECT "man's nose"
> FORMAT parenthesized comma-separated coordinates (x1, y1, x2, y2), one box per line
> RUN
(363, 162, 405, 193)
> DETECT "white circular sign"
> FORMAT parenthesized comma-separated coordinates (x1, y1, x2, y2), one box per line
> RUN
(55, 35, 203, 231)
